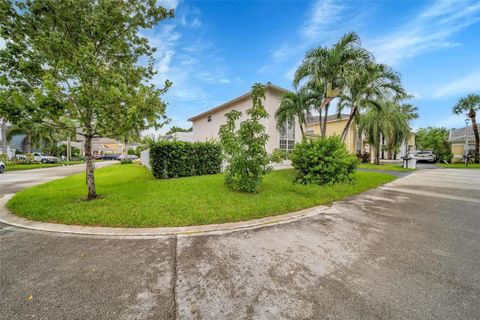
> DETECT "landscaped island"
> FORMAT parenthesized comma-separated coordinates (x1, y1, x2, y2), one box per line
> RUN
(7, 164, 395, 228)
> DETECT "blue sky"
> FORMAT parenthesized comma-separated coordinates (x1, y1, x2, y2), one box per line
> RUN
(147, 0, 480, 135)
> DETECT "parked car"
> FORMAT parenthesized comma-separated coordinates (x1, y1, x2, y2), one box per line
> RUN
(117, 154, 138, 161)
(97, 154, 119, 160)
(33, 152, 58, 164)
(415, 150, 437, 163)
(0, 161, 5, 173)
(15, 154, 28, 161)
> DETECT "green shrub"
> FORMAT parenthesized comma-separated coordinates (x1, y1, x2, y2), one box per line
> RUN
(0, 154, 8, 162)
(291, 136, 357, 185)
(121, 159, 133, 164)
(149, 141, 221, 179)
(127, 148, 136, 155)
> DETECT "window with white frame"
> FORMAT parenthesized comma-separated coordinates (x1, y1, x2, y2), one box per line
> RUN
(279, 118, 295, 156)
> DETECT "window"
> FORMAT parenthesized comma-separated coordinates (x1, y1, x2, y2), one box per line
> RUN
(207, 115, 212, 122)
(279, 118, 295, 158)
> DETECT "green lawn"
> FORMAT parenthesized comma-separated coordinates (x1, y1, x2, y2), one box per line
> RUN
(358, 163, 414, 172)
(7, 164, 395, 228)
(437, 163, 480, 169)
(6, 161, 97, 171)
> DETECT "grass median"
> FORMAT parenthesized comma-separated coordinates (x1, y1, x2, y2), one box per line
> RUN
(357, 163, 414, 172)
(7, 164, 396, 228)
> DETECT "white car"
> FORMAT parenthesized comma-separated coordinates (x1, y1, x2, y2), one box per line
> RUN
(0, 161, 5, 173)
(33, 152, 58, 164)
(415, 150, 437, 163)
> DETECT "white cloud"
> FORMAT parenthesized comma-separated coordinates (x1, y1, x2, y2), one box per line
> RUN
(300, 0, 344, 40)
(368, 0, 480, 65)
(157, 0, 180, 10)
(219, 78, 231, 84)
(433, 69, 480, 98)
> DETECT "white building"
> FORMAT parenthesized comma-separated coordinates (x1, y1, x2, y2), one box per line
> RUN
(188, 83, 301, 154)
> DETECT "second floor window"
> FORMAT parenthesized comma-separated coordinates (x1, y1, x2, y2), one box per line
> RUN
(207, 115, 212, 122)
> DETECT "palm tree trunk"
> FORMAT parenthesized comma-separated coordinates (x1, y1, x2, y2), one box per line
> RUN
(322, 103, 329, 137)
(299, 122, 304, 139)
(318, 109, 323, 136)
(381, 135, 385, 160)
(84, 134, 97, 200)
(341, 107, 356, 142)
(67, 135, 71, 162)
(375, 132, 381, 165)
(469, 110, 479, 163)
(1, 118, 8, 156)
(124, 136, 128, 157)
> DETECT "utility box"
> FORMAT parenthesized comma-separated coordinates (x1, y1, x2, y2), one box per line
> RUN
(402, 154, 416, 169)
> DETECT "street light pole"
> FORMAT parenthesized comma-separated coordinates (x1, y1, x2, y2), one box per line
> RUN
(465, 118, 470, 167)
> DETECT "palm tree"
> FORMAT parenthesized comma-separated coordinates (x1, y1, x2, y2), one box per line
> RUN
(7, 119, 57, 153)
(453, 93, 480, 163)
(293, 32, 371, 137)
(359, 102, 410, 165)
(337, 63, 406, 142)
(275, 90, 310, 138)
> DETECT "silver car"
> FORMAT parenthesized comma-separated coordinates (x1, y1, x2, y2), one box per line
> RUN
(415, 150, 437, 163)
(0, 161, 5, 174)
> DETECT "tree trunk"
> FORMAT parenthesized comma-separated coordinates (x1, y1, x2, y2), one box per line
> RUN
(299, 122, 304, 139)
(374, 132, 381, 165)
(1, 118, 7, 156)
(322, 102, 329, 137)
(67, 135, 71, 162)
(341, 107, 356, 142)
(84, 134, 97, 200)
(317, 109, 323, 136)
(381, 135, 385, 160)
(124, 137, 128, 157)
(25, 132, 32, 154)
(468, 110, 479, 163)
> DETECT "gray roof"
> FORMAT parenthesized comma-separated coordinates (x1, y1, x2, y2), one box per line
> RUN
(187, 82, 290, 122)
(449, 127, 476, 143)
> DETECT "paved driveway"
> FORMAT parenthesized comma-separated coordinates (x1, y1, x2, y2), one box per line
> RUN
(0, 161, 116, 195)
(1, 167, 479, 319)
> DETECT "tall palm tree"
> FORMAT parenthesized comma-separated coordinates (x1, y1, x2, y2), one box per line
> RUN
(293, 32, 371, 137)
(6, 119, 57, 153)
(386, 103, 418, 159)
(337, 63, 406, 142)
(359, 102, 410, 165)
(275, 90, 311, 138)
(453, 93, 480, 163)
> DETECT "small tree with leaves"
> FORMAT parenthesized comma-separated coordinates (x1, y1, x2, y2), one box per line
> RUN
(219, 83, 273, 193)
(1, 0, 173, 200)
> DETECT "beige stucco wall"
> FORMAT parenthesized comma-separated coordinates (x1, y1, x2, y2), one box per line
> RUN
(191, 88, 302, 153)
(305, 119, 357, 153)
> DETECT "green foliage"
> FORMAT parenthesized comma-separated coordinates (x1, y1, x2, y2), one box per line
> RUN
(165, 126, 193, 135)
(121, 159, 133, 165)
(150, 141, 222, 179)
(415, 127, 453, 162)
(127, 149, 136, 155)
(44, 144, 80, 158)
(0, 154, 8, 162)
(135, 146, 144, 157)
(291, 136, 357, 185)
(219, 83, 275, 193)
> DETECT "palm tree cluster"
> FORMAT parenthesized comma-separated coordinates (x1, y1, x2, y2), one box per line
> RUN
(453, 93, 480, 163)
(275, 32, 417, 164)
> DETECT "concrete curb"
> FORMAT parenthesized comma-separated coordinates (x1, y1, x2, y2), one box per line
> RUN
(0, 194, 328, 238)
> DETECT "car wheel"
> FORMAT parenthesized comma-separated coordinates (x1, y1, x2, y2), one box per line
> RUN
(42, 159, 47, 164)
(0, 165, 4, 173)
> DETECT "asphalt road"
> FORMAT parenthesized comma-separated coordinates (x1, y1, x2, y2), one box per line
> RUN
(0, 161, 116, 195)
(1, 166, 479, 319)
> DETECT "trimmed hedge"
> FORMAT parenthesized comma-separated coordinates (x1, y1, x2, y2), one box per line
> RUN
(150, 141, 222, 179)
